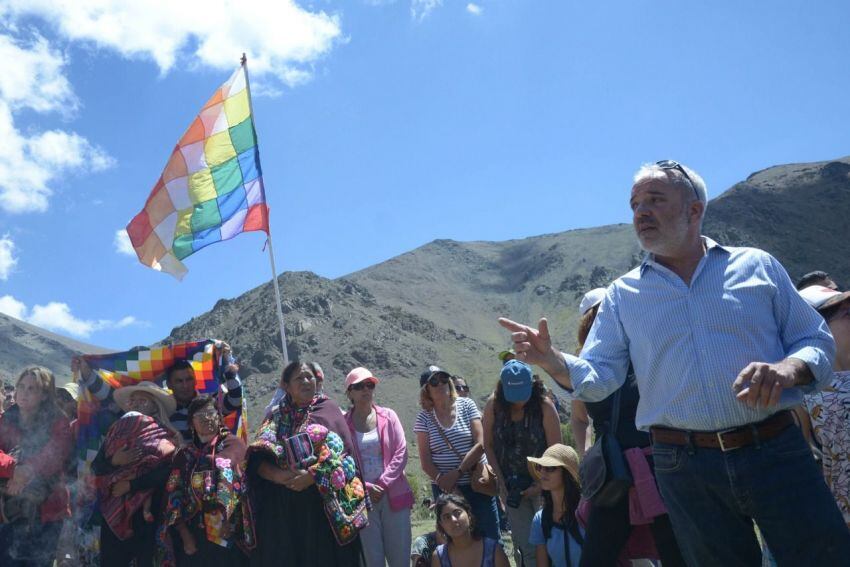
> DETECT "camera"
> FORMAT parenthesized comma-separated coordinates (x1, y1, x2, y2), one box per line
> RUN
(506, 475, 533, 509)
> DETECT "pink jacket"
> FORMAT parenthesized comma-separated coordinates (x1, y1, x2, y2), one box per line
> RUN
(345, 405, 414, 512)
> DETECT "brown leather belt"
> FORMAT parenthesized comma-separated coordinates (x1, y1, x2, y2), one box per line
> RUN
(650, 410, 795, 452)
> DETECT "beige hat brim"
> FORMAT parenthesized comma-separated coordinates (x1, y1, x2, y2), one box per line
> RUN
(113, 381, 177, 416)
(527, 454, 580, 485)
(818, 291, 850, 312)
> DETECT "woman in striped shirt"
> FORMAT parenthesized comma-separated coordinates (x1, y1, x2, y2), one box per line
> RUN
(414, 365, 500, 540)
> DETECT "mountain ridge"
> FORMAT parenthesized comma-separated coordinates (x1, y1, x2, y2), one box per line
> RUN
(2, 155, 848, 432)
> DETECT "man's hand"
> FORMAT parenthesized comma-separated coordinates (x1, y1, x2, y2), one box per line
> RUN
(497, 317, 571, 387)
(733, 358, 812, 409)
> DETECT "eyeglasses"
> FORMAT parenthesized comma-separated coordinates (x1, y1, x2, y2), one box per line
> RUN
(656, 160, 700, 202)
(350, 381, 376, 392)
(534, 463, 560, 473)
(428, 374, 451, 387)
(455, 385, 470, 393)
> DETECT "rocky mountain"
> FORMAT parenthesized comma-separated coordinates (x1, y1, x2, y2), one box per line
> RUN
(1, 156, 847, 427)
(0, 313, 110, 385)
(161, 156, 850, 432)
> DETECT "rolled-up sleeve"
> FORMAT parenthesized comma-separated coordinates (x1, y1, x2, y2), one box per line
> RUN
(563, 288, 631, 402)
(767, 254, 836, 393)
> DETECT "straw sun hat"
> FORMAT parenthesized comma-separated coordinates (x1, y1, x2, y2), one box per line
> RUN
(527, 443, 581, 486)
(113, 380, 177, 417)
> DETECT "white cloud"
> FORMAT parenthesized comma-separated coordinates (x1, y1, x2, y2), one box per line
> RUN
(2, 0, 344, 89)
(0, 294, 140, 338)
(411, 0, 443, 20)
(0, 295, 26, 320)
(114, 229, 135, 256)
(0, 33, 115, 214)
(466, 3, 483, 15)
(0, 33, 77, 114)
(28, 130, 115, 171)
(0, 235, 17, 280)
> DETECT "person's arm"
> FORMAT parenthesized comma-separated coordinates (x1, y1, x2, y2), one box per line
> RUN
(733, 253, 837, 409)
(542, 398, 563, 447)
(376, 409, 409, 490)
(570, 400, 593, 458)
(256, 461, 296, 484)
(219, 362, 243, 415)
(494, 543, 510, 567)
(430, 552, 441, 567)
(72, 357, 115, 403)
(481, 398, 505, 497)
(416, 431, 440, 483)
(499, 292, 630, 402)
(535, 544, 550, 567)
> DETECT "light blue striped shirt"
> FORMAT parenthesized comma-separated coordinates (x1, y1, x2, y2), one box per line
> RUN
(564, 237, 835, 431)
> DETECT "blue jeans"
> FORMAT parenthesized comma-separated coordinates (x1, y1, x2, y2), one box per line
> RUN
(652, 423, 850, 567)
(431, 483, 501, 541)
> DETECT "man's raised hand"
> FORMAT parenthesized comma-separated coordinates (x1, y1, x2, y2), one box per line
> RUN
(497, 317, 571, 387)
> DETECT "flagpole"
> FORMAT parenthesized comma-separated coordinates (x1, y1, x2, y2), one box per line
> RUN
(241, 53, 290, 366)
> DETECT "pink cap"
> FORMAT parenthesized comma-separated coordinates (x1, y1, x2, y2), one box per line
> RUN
(345, 367, 379, 389)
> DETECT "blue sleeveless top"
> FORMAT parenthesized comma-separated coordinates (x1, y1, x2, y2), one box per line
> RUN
(436, 538, 498, 567)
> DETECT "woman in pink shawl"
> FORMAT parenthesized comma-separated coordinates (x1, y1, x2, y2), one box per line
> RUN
(92, 381, 180, 567)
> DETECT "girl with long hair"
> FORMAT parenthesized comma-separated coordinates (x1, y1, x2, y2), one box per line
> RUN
(527, 444, 583, 567)
(431, 493, 508, 567)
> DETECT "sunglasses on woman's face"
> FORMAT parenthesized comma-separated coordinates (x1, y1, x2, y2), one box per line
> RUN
(455, 385, 470, 392)
(428, 374, 450, 387)
(534, 464, 560, 473)
(350, 381, 376, 392)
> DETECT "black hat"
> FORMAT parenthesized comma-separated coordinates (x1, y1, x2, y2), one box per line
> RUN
(420, 365, 450, 387)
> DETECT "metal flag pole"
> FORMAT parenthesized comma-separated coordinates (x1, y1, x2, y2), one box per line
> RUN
(241, 53, 290, 365)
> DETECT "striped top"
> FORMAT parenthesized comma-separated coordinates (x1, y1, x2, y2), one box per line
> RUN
(564, 237, 835, 432)
(414, 397, 483, 485)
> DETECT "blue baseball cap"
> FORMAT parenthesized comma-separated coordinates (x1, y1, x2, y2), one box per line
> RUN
(500, 360, 533, 403)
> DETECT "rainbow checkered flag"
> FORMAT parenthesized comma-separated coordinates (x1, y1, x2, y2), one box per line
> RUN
(126, 63, 269, 280)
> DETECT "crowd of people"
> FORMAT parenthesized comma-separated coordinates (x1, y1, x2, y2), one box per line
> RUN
(1, 160, 849, 566)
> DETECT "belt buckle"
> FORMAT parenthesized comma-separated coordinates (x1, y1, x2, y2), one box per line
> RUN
(716, 427, 740, 452)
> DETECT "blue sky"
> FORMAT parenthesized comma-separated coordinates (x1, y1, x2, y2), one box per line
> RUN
(1, 0, 849, 350)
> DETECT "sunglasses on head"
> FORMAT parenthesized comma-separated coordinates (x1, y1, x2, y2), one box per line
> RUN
(534, 463, 560, 473)
(428, 374, 450, 387)
(350, 381, 376, 392)
(656, 160, 700, 201)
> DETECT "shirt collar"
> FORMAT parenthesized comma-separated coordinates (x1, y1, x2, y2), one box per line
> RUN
(639, 236, 729, 275)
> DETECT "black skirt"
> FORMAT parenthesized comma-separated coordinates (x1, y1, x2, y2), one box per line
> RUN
(249, 478, 362, 567)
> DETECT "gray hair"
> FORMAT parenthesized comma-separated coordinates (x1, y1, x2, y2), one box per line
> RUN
(633, 162, 708, 205)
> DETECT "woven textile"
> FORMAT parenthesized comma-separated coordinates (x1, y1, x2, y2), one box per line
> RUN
(126, 64, 269, 279)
